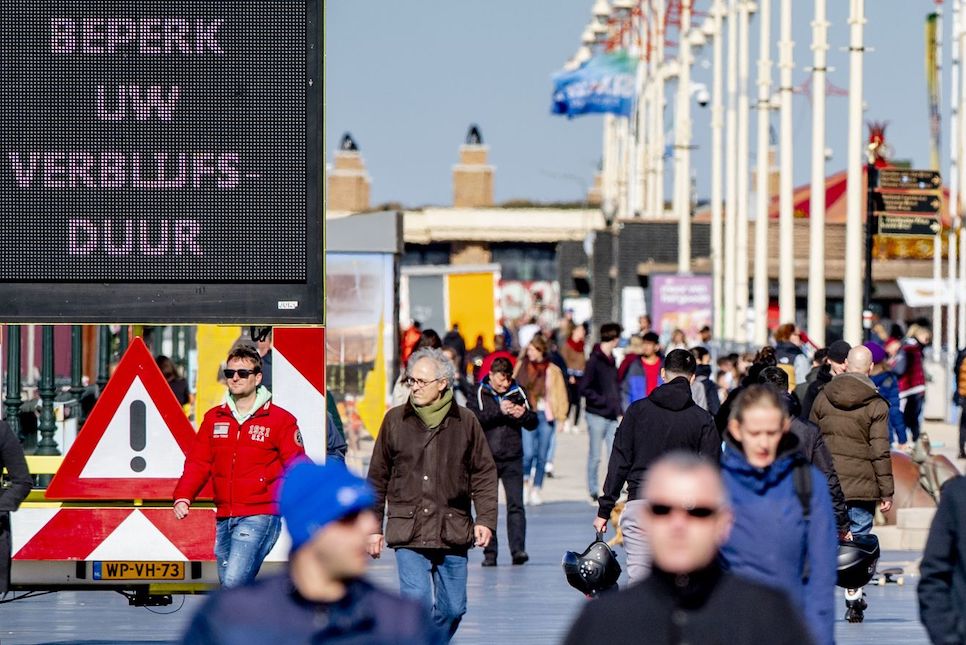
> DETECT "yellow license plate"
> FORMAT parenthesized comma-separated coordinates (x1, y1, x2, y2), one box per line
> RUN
(93, 561, 185, 581)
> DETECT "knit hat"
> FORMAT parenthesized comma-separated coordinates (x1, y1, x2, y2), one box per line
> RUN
(277, 460, 376, 552)
(827, 340, 851, 364)
(863, 341, 887, 365)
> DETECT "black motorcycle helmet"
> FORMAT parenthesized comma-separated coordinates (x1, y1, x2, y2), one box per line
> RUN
(562, 532, 622, 597)
(837, 534, 880, 588)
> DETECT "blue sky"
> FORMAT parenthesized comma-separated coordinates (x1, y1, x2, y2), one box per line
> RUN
(325, 1, 948, 208)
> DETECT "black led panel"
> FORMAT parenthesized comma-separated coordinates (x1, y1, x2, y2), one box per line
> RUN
(0, 0, 322, 323)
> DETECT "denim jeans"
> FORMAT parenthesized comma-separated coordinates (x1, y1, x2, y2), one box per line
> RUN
(847, 501, 876, 536)
(214, 514, 282, 588)
(522, 412, 554, 487)
(395, 547, 468, 640)
(586, 413, 618, 497)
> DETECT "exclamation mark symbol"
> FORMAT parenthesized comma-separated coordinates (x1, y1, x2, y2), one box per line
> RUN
(130, 400, 147, 473)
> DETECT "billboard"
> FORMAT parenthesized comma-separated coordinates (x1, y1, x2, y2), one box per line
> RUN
(0, 1, 322, 322)
(649, 274, 713, 344)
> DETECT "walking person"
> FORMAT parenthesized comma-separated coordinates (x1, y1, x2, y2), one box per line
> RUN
(868, 341, 908, 449)
(367, 348, 497, 640)
(690, 346, 719, 414)
(895, 324, 930, 448)
(618, 331, 663, 410)
(809, 345, 894, 623)
(578, 322, 623, 504)
(467, 357, 536, 566)
(721, 385, 837, 645)
(773, 322, 811, 385)
(173, 345, 306, 588)
(181, 461, 445, 645)
(564, 453, 814, 645)
(918, 476, 966, 644)
(593, 349, 720, 582)
(0, 419, 31, 595)
(559, 321, 587, 434)
(514, 334, 567, 506)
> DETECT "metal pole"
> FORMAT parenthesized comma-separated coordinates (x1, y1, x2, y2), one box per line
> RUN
(724, 0, 738, 341)
(807, 0, 829, 347)
(35, 325, 60, 456)
(96, 325, 110, 392)
(843, 0, 866, 345)
(778, 0, 795, 323)
(865, 164, 876, 320)
(712, 0, 726, 336)
(735, 0, 751, 342)
(960, 0, 966, 350)
(676, 0, 693, 274)
(753, 0, 773, 347)
(653, 0, 666, 218)
(70, 325, 85, 427)
(647, 2, 660, 217)
(934, 5, 945, 359)
(3, 325, 22, 441)
(952, 0, 961, 360)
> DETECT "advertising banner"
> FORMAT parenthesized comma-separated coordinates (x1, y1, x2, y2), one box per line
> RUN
(650, 275, 713, 344)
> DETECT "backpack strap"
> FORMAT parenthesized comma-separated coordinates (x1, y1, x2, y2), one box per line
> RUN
(793, 460, 812, 584)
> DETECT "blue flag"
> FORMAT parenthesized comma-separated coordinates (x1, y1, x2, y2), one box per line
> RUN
(551, 51, 638, 119)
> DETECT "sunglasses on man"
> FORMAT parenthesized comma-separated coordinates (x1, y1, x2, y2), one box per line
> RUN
(223, 368, 261, 379)
(646, 501, 719, 519)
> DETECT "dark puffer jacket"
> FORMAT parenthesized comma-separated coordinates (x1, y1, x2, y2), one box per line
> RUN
(467, 377, 538, 462)
(809, 373, 894, 502)
(918, 476, 966, 645)
(579, 345, 622, 420)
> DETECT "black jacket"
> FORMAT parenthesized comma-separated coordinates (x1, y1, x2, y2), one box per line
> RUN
(597, 377, 721, 519)
(919, 476, 966, 645)
(695, 364, 720, 416)
(0, 420, 31, 593)
(563, 562, 815, 645)
(467, 377, 538, 462)
(579, 346, 622, 420)
(789, 417, 850, 534)
(181, 575, 445, 644)
(801, 365, 832, 420)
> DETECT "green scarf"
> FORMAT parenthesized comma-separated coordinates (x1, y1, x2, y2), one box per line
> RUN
(413, 388, 454, 429)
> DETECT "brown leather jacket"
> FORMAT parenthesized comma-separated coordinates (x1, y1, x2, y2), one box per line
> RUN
(368, 400, 498, 550)
(810, 372, 894, 502)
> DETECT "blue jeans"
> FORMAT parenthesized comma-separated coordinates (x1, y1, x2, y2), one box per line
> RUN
(522, 412, 554, 487)
(214, 515, 282, 588)
(586, 413, 618, 496)
(847, 502, 876, 536)
(395, 548, 468, 640)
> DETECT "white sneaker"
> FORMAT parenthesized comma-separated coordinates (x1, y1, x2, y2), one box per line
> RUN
(530, 487, 543, 506)
(523, 483, 531, 505)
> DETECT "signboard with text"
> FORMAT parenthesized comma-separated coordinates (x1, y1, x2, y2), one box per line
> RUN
(0, 1, 322, 322)
(649, 274, 713, 344)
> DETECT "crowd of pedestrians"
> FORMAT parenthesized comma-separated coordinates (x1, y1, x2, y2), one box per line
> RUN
(156, 315, 966, 643)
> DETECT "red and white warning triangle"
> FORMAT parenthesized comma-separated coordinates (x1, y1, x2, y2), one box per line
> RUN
(46, 337, 210, 500)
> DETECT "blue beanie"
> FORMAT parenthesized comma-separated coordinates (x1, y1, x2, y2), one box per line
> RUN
(278, 459, 376, 552)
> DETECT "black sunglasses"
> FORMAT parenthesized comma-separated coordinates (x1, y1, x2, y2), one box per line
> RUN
(223, 368, 260, 379)
(647, 503, 719, 519)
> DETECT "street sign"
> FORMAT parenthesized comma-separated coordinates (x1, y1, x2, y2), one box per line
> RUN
(45, 338, 210, 500)
(877, 169, 943, 190)
(874, 214, 941, 237)
(0, 1, 322, 323)
(871, 192, 943, 214)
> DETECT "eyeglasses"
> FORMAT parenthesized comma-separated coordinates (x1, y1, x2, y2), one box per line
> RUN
(223, 368, 260, 379)
(646, 502, 719, 519)
(405, 376, 442, 389)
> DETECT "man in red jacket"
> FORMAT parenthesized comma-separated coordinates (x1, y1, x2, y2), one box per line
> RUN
(173, 345, 305, 587)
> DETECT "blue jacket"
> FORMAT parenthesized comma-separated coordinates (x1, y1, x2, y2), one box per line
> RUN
(870, 371, 904, 442)
(181, 575, 445, 645)
(618, 354, 663, 411)
(720, 434, 837, 645)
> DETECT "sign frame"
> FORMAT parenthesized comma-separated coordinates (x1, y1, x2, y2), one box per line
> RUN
(0, 0, 323, 324)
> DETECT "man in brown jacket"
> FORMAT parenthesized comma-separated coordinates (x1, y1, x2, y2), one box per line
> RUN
(367, 347, 498, 641)
(810, 344, 894, 622)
